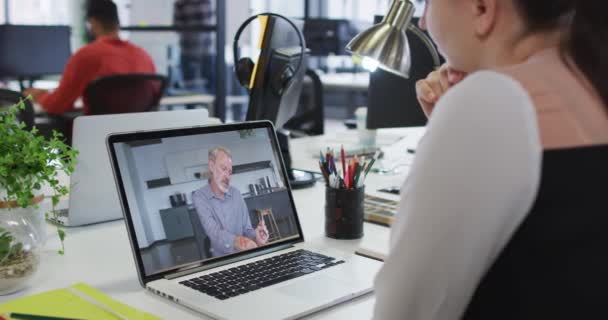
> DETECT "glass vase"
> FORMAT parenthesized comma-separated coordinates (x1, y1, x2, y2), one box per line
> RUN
(0, 206, 42, 295)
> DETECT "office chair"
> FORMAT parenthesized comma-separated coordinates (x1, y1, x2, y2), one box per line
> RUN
(189, 209, 212, 259)
(84, 74, 168, 115)
(283, 69, 324, 137)
(256, 208, 282, 242)
(0, 88, 34, 130)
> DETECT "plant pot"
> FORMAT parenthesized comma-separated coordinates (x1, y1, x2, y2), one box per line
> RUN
(0, 199, 43, 295)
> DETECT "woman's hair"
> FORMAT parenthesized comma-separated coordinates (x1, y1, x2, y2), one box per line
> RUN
(514, 1, 608, 108)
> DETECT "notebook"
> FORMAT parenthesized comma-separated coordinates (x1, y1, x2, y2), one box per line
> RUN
(106, 121, 383, 320)
(0, 283, 160, 320)
(355, 226, 390, 262)
(363, 194, 399, 226)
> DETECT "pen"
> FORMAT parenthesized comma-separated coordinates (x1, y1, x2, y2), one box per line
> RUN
(353, 161, 362, 188)
(352, 158, 357, 188)
(344, 162, 350, 189)
(363, 151, 380, 181)
(7, 313, 83, 320)
(319, 161, 330, 185)
(327, 153, 334, 175)
(341, 145, 346, 182)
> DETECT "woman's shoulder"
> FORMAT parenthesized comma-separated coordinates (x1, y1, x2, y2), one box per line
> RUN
(489, 48, 564, 96)
(434, 70, 535, 124)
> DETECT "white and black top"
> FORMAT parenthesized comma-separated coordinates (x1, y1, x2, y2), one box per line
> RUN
(373, 71, 544, 319)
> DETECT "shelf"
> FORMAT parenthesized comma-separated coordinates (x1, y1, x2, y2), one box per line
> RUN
(243, 187, 288, 200)
(121, 25, 217, 32)
(146, 160, 273, 189)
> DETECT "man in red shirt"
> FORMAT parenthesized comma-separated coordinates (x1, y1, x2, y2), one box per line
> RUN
(24, 0, 156, 115)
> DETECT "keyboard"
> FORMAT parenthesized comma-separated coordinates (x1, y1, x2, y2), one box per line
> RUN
(180, 249, 344, 300)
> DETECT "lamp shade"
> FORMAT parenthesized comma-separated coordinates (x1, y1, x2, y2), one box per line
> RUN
(346, 0, 415, 78)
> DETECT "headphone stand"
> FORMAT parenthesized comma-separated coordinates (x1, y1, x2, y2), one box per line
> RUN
(277, 129, 316, 189)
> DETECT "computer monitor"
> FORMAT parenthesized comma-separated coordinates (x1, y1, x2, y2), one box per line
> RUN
(303, 19, 356, 56)
(366, 17, 444, 129)
(247, 47, 308, 129)
(0, 25, 71, 79)
(245, 16, 315, 188)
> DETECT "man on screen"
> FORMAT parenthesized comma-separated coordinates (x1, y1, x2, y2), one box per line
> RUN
(192, 147, 269, 257)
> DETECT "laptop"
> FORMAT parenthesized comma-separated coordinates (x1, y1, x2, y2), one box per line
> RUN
(49, 109, 218, 226)
(106, 121, 382, 320)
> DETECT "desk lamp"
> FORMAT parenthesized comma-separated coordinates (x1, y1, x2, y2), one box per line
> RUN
(346, 0, 440, 78)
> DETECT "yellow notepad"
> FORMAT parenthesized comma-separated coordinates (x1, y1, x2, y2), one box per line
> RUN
(0, 283, 161, 320)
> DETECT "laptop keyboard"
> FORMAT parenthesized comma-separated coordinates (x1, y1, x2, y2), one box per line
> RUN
(179, 249, 344, 300)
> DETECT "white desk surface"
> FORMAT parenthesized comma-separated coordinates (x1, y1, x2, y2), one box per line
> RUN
(0, 127, 425, 319)
(290, 127, 425, 201)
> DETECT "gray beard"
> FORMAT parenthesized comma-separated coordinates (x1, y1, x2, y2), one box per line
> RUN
(214, 175, 229, 193)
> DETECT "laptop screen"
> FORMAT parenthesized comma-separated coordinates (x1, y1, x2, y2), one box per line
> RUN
(108, 123, 303, 278)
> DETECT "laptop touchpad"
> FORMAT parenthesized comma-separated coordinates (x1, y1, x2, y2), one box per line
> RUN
(277, 275, 354, 303)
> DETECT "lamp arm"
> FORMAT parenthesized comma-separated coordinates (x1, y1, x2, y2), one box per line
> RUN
(407, 24, 442, 68)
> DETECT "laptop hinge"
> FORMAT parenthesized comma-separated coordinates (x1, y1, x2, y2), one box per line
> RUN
(164, 243, 295, 280)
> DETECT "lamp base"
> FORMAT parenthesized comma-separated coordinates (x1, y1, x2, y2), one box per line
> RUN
(288, 169, 316, 189)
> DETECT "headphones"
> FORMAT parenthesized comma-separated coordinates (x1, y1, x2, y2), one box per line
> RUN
(233, 13, 306, 96)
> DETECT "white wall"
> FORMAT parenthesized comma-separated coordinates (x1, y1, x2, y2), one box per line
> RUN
(122, 128, 285, 247)
(116, 143, 151, 248)
(125, 0, 176, 76)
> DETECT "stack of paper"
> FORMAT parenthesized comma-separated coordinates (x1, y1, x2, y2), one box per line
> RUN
(355, 229, 390, 262)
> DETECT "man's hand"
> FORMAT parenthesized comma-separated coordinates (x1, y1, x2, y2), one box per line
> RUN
(23, 88, 48, 101)
(255, 219, 269, 246)
(415, 64, 467, 117)
(234, 236, 258, 251)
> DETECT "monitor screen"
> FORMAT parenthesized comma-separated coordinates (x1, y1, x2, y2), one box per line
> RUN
(303, 18, 355, 56)
(367, 17, 444, 129)
(109, 126, 301, 277)
(0, 25, 71, 79)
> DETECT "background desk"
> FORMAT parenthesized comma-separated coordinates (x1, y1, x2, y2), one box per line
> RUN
(32, 94, 248, 116)
(0, 127, 425, 319)
(317, 72, 369, 92)
(315, 72, 370, 119)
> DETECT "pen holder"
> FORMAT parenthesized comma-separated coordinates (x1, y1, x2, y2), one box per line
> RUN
(325, 186, 365, 239)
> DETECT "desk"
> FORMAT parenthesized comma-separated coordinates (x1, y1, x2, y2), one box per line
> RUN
(290, 127, 425, 202)
(0, 127, 426, 319)
(318, 72, 369, 92)
(315, 72, 370, 118)
(33, 94, 248, 116)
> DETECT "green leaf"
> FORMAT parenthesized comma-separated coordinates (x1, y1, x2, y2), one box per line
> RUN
(0, 100, 77, 255)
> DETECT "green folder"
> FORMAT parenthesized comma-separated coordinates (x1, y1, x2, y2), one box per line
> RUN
(0, 283, 161, 320)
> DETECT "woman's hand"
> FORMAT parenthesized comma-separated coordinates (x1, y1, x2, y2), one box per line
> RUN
(415, 64, 467, 117)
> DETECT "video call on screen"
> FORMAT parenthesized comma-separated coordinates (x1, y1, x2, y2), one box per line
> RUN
(113, 128, 300, 276)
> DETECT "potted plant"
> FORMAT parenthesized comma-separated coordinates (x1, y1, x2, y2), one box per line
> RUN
(0, 99, 77, 295)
